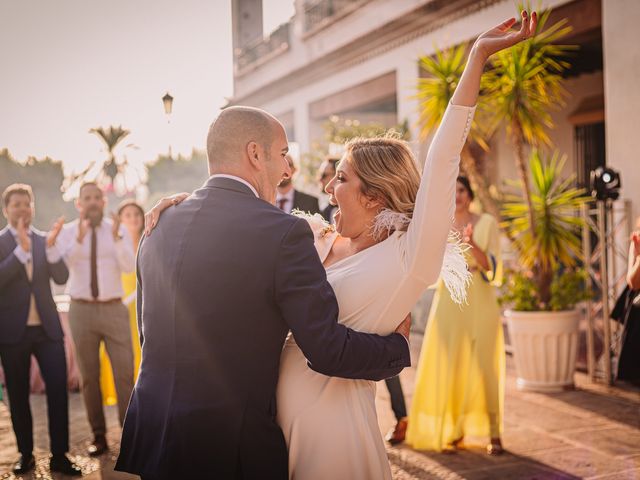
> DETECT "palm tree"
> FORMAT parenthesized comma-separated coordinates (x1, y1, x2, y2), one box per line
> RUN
(416, 43, 499, 218)
(501, 150, 589, 306)
(481, 7, 574, 234)
(89, 125, 131, 184)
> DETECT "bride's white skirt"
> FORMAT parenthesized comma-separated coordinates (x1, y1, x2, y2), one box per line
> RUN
(276, 340, 392, 480)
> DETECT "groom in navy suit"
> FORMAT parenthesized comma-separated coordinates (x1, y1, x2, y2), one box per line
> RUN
(0, 184, 81, 476)
(116, 107, 411, 480)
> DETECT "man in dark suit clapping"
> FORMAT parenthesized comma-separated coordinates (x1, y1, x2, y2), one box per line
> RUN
(0, 184, 81, 476)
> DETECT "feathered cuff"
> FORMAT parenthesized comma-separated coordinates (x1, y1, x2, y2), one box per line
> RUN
(441, 231, 472, 305)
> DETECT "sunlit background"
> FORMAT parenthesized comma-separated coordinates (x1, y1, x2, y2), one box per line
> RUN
(0, 0, 294, 194)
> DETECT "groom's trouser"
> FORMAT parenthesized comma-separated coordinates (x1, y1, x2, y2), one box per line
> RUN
(68, 300, 134, 436)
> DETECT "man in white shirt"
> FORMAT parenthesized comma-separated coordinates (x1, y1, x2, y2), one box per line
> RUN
(275, 154, 320, 215)
(57, 181, 135, 457)
(0, 184, 81, 476)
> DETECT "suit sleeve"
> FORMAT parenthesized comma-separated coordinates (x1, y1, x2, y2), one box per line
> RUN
(275, 218, 410, 380)
(48, 259, 69, 285)
(47, 242, 69, 285)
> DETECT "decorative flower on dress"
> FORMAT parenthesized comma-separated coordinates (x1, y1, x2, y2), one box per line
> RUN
(292, 210, 335, 239)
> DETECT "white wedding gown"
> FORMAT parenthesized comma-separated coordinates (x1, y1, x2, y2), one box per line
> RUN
(276, 102, 476, 480)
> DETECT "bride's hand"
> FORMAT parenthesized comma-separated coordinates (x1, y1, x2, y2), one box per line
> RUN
(144, 192, 190, 236)
(394, 313, 411, 342)
(473, 10, 537, 61)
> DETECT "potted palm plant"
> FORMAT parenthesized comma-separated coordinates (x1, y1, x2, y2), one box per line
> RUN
(501, 151, 591, 391)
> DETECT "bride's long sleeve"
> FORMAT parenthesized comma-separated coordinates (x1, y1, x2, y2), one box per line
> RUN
(403, 102, 476, 285)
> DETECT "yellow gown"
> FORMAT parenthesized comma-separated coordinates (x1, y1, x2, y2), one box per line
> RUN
(99, 271, 141, 405)
(406, 213, 505, 451)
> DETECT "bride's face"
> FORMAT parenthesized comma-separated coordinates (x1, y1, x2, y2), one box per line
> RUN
(325, 156, 378, 239)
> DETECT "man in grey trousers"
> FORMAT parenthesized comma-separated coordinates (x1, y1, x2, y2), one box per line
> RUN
(58, 181, 135, 456)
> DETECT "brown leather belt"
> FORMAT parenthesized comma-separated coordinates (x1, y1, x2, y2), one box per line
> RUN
(72, 298, 122, 305)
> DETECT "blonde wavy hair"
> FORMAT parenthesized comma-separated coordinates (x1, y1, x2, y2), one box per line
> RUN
(343, 135, 421, 231)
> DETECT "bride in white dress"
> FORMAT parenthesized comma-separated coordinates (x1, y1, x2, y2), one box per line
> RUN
(146, 12, 536, 479)
(276, 13, 537, 479)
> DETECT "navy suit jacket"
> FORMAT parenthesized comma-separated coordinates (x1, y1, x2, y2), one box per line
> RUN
(292, 189, 320, 215)
(116, 177, 410, 479)
(0, 227, 69, 345)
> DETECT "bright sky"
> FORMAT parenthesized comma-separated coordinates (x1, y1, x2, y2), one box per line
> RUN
(0, 0, 295, 177)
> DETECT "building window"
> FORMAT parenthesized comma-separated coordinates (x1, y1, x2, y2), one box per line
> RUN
(575, 121, 605, 189)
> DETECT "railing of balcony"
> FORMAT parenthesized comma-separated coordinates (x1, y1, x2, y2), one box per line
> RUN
(303, 0, 360, 32)
(235, 22, 291, 72)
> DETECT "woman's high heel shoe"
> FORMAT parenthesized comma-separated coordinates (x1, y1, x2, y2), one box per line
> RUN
(486, 438, 504, 455)
(443, 436, 464, 454)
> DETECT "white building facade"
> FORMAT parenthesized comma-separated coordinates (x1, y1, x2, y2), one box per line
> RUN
(229, 0, 640, 219)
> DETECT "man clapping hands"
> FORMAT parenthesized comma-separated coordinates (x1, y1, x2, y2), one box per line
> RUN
(0, 184, 80, 476)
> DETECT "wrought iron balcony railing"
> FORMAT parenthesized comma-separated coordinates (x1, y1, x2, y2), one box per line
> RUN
(235, 22, 291, 72)
(303, 0, 358, 32)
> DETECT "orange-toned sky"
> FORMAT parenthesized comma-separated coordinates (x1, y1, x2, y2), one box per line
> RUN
(0, 0, 294, 177)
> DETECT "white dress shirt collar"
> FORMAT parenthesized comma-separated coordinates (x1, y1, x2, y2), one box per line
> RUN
(210, 174, 259, 198)
(8, 224, 33, 238)
(275, 188, 294, 213)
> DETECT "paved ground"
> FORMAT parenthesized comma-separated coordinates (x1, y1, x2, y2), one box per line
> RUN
(1, 333, 639, 479)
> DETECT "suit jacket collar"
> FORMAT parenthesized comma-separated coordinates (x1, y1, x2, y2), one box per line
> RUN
(205, 176, 259, 198)
(0, 227, 15, 251)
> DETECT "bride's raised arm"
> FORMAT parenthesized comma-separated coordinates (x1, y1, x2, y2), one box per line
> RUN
(403, 11, 536, 285)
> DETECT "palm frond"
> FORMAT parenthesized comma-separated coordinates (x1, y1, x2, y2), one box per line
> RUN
(481, 6, 575, 146)
(501, 149, 590, 271)
(89, 125, 131, 154)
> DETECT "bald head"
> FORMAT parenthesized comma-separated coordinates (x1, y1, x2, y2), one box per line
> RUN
(207, 106, 280, 169)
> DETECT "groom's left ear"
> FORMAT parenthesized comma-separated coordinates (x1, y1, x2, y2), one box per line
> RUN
(246, 141, 264, 171)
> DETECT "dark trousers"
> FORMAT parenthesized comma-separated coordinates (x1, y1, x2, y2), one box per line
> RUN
(385, 375, 407, 420)
(0, 326, 69, 455)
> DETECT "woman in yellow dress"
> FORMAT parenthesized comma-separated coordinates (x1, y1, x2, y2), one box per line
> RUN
(406, 176, 505, 454)
(100, 200, 143, 405)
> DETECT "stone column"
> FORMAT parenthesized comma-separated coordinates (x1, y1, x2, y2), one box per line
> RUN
(602, 0, 640, 221)
(231, 0, 263, 52)
(294, 101, 311, 155)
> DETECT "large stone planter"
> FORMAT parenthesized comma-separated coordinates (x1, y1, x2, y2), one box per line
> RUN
(504, 309, 581, 392)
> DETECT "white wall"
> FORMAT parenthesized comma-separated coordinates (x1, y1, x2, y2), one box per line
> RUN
(235, 0, 434, 98)
(252, 0, 575, 160)
(602, 0, 640, 221)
